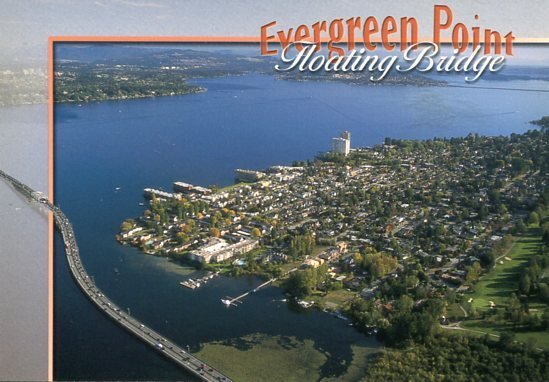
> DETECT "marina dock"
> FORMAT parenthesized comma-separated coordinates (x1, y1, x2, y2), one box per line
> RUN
(180, 272, 220, 290)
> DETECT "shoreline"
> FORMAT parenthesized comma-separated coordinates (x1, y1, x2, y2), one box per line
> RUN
(54, 86, 206, 104)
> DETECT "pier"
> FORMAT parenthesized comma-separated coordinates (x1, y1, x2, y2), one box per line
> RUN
(0, 169, 232, 382)
(180, 271, 220, 290)
(222, 267, 298, 307)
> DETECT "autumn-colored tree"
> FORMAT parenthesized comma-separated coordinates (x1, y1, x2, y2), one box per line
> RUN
(362, 252, 398, 278)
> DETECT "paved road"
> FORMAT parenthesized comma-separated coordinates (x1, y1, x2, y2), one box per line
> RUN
(0, 170, 232, 382)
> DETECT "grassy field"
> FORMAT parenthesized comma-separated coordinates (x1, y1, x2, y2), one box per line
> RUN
(278, 259, 303, 274)
(320, 289, 356, 310)
(446, 303, 467, 320)
(461, 226, 548, 349)
(196, 333, 379, 382)
(462, 319, 549, 349)
(468, 227, 543, 312)
(311, 245, 330, 256)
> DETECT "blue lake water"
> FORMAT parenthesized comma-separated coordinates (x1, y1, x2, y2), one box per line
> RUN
(54, 73, 549, 380)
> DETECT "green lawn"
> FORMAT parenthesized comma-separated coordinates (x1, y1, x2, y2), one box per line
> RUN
(321, 289, 356, 310)
(462, 319, 549, 349)
(311, 245, 330, 256)
(468, 227, 543, 312)
(461, 226, 548, 349)
(204, 262, 232, 273)
(446, 303, 467, 320)
(279, 259, 303, 274)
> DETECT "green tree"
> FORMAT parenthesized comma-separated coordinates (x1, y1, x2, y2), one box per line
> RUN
(284, 271, 313, 298)
(515, 219, 527, 234)
(362, 252, 398, 278)
(176, 232, 188, 244)
(465, 262, 482, 284)
(539, 283, 549, 303)
(507, 293, 522, 323)
(394, 295, 414, 314)
(498, 331, 516, 349)
(528, 211, 540, 226)
(519, 273, 531, 295)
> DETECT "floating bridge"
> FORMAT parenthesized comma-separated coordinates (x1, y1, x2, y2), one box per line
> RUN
(0, 169, 232, 382)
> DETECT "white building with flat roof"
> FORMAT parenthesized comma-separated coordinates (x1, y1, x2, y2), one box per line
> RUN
(189, 237, 259, 263)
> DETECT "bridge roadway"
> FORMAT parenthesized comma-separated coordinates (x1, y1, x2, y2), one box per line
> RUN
(0, 170, 232, 382)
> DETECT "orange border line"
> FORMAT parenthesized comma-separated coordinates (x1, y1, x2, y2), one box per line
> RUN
(49, 36, 260, 43)
(47, 35, 259, 382)
(47, 37, 54, 382)
(48, 36, 549, 43)
(47, 35, 549, 382)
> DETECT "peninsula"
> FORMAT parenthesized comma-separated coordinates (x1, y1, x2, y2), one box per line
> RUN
(53, 47, 444, 104)
(118, 124, 549, 379)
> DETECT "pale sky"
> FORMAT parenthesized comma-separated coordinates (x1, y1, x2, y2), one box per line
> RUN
(1, 0, 549, 65)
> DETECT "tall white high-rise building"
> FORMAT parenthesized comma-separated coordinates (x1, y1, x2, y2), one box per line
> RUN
(331, 131, 351, 155)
